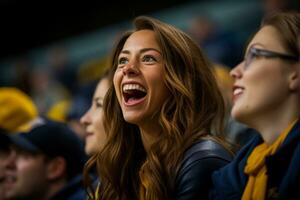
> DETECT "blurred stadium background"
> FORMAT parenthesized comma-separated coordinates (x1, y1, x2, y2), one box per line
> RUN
(0, 0, 298, 120)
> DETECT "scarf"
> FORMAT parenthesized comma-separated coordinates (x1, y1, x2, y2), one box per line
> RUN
(242, 119, 298, 200)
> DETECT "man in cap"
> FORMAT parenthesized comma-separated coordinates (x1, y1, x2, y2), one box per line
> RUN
(3, 118, 87, 200)
(0, 86, 40, 200)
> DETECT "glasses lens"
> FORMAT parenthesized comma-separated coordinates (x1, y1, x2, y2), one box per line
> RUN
(244, 50, 252, 69)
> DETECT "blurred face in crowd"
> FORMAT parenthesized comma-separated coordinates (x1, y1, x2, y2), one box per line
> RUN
(230, 25, 297, 125)
(81, 78, 110, 155)
(113, 30, 170, 128)
(0, 147, 11, 200)
(4, 148, 48, 200)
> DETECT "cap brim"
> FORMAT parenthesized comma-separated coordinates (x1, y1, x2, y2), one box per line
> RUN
(9, 134, 39, 152)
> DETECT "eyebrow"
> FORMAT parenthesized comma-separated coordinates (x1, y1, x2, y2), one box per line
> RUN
(120, 48, 162, 55)
(244, 43, 265, 55)
(249, 43, 265, 48)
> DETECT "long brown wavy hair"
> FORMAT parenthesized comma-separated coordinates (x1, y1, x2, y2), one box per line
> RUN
(84, 16, 226, 200)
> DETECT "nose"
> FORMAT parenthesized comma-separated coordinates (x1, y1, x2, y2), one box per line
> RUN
(80, 109, 91, 127)
(4, 149, 17, 170)
(122, 62, 139, 76)
(230, 62, 243, 79)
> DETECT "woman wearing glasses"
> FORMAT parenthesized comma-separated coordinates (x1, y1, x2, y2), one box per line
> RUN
(210, 12, 300, 200)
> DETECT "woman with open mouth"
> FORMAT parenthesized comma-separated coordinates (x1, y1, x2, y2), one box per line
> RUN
(84, 16, 233, 200)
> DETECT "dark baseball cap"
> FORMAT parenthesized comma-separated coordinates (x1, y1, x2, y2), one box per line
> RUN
(10, 118, 87, 179)
(0, 131, 11, 151)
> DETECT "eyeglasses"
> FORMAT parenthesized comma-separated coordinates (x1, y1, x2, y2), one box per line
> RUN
(244, 47, 298, 69)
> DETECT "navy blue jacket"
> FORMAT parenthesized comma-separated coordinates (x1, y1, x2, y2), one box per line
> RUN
(176, 139, 232, 200)
(210, 119, 300, 200)
(50, 175, 86, 200)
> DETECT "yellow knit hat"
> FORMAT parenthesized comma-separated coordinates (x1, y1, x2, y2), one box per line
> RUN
(0, 87, 38, 133)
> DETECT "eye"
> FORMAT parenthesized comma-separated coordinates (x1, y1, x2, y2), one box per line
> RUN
(96, 101, 103, 108)
(142, 55, 156, 63)
(94, 99, 103, 109)
(251, 51, 261, 59)
(118, 57, 128, 67)
(244, 48, 260, 69)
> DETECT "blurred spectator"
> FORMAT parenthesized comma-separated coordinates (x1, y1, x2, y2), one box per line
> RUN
(29, 67, 70, 115)
(80, 71, 110, 156)
(1, 118, 44, 200)
(188, 16, 242, 67)
(12, 57, 32, 95)
(3, 119, 87, 200)
(47, 100, 71, 123)
(0, 87, 38, 133)
(0, 87, 41, 199)
(46, 46, 78, 95)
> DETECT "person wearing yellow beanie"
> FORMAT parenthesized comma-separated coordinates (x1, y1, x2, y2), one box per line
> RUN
(0, 87, 38, 133)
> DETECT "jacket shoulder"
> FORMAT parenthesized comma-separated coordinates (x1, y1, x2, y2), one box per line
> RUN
(180, 139, 233, 171)
(175, 139, 233, 200)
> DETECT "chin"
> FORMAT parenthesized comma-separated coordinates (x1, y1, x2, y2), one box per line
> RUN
(123, 114, 143, 125)
(85, 148, 91, 156)
(232, 110, 251, 126)
(231, 107, 244, 121)
(123, 118, 139, 125)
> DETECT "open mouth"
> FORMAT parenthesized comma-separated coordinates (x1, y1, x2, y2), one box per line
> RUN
(122, 83, 147, 104)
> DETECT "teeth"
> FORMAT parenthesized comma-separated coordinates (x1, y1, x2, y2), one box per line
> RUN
(233, 88, 243, 95)
(123, 84, 146, 93)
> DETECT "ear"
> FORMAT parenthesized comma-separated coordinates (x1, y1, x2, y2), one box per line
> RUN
(45, 156, 67, 181)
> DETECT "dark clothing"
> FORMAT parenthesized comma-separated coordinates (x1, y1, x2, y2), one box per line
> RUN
(210, 119, 300, 200)
(49, 175, 86, 200)
(176, 139, 233, 200)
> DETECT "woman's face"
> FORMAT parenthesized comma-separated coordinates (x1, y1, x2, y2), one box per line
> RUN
(230, 25, 296, 124)
(80, 78, 109, 155)
(113, 29, 170, 126)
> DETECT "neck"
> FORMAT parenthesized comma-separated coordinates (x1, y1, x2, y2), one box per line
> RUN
(44, 179, 67, 200)
(250, 98, 300, 145)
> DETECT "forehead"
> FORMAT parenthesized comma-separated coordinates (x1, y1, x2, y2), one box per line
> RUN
(248, 25, 285, 51)
(122, 29, 160, 50)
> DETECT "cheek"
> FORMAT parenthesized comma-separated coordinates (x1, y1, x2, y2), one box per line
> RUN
(153, 74, 169, 98)
(95, 112, 104, 130)
(17, 160, 39, 174)
(95, 131, 107, 144)
(247, 68, 284, 96)
(95, 126, 107, 150)
(113, 73, 122, 101)
(148, 69, 166, 89)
